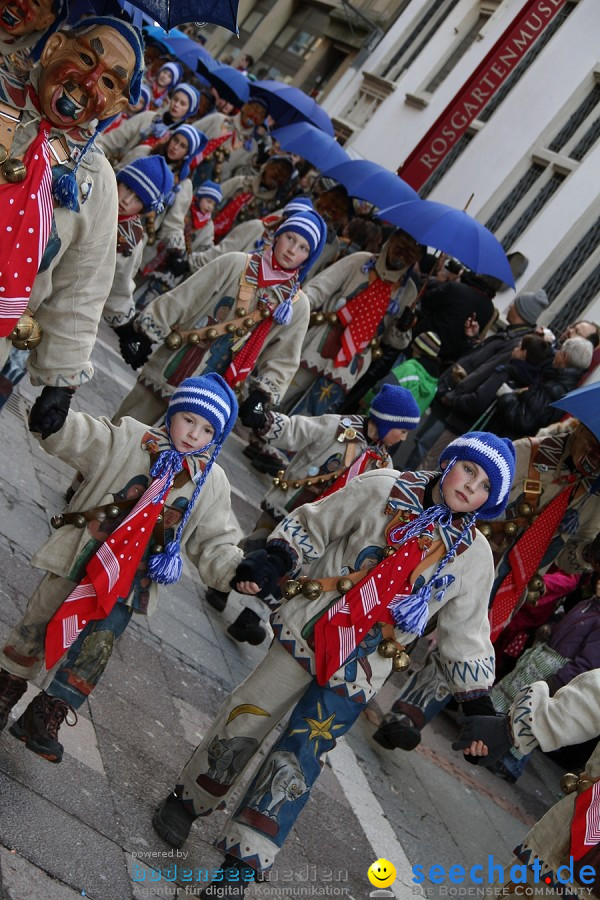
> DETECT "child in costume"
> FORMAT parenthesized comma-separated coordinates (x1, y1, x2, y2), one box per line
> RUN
(207, 384, 422, 646)
(152, 431, 516, 897)
(0, 374, 243, 764)
(102, 156, 174, 367)
(148, 60, 183, 109)
(113, 209, 327, 429)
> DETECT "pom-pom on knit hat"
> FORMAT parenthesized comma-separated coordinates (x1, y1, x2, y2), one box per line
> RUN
(117, 156, 174, 214)
(438, 431, 516, 520)
(369, 384, 420, 437)
(148, 374, 238, 585)
(274, 208, 327, 282)
(195, 180, 223, 204)
(413, 331, 441, 359)
(158, 61, 183, 88)
(172, 83, 201, 119)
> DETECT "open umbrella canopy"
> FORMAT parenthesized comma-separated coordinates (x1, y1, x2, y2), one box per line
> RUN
(377, 199, 516, 288)
(551, 382, 600, 441)
(251, 80, 334, 135)
(196, 60, 250, 106)
(271, 122, 349, 171)
(321, 159, 418, 209)
(143, 25, 214, 68)
(120, 0, 239, 33)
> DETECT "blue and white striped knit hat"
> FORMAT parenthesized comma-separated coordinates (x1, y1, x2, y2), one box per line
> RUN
(369, 385, 420, 438)
(158, 62, 183, 88)
(148, 374, 238, 586)
(283, 196, 313, 217)
(170, 125, 207, 183)
(439, 431, 516, 520)
(274, 208, 327, 281)
(117, 156, 174, 213)
(172, 83, 201, 119)
(138, 83, 152, 110)
(195, 180, 223, 204)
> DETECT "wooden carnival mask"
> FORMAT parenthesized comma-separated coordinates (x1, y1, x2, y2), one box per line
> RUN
(0, 0, 56, 38)
(38, 24, 136, 129)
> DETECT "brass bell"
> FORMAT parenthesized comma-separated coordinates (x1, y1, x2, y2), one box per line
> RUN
(8, 319, 33, 342)
(165, 331, 182, 350)
(272, 477, 280, 487)
(282, 579, 302, 599)
(478, 523, 493, 539)
(327, 312, 338, 325)
(301, 580, 323, 601)
(293, 481, 301, 489)
(578, 775, 594, 794)
(151, 544, 164, 554)
(504, 521, 518, 537)
(383, 546, 396, 557)
(0, 143, 7, 164)
(235, 327, 247, 337)
(528, 575, 544, 593)
(336, 577, 354, 594)
(315, 311, 324, 324)
(236, 307, 247, 316)
(187, 332, 200, 344)
(305, 480, 313, 487)
(372, 347, 384, 360)
(377, 638, 398, 659)
(561, 772, 579, 795)
(518, 501, 533, 518)
(156, 514, 163, 524)
(3, 158, 26, 183)
(392, 651, 411, 672)
(370, 337, 379, 347)
(244, 317, 254, 328)
(206, 328, 219, 340)
(106, 505, 121, 519)
(225, 323, 236, 333)
(261, 308, 271, 319)
(276, 470, 286, 479)
(50, 514, 65, 529)
(279, 481, 289, 491)
(72, 514, 87, 528)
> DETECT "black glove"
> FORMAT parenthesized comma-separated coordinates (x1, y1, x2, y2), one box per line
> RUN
(451, 714, 514, 766)
(165, 251, 190, 277)
(113, 320, 154, 370)
(232, 545, 294, 599)
(29, 386, 74, 439)
(239, 389, 270, 430)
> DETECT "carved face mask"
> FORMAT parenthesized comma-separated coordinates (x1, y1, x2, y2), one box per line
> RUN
(570, 425, 600, 478)
(38, 26, 136, 129)
(0, 0, 55, 37)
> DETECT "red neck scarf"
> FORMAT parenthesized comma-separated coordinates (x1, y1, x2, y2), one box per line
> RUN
(213, 190, 253, 241)
(190, 197, 212, 230)
(334, 271, 393, 367)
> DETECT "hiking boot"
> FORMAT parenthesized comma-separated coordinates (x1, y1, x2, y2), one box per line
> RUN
(372, 715, 421, 751)
(9, 691, 77, 763)
(199, 855, 256, 898)
(152, 791, 198, 848)
(205, 587, 229, 612)
(0, 669, 27, 731)
(227, 608, 266, 646)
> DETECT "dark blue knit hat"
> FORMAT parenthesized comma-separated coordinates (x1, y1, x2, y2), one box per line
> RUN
(117, 156, 174, 213)
(370, 385, 420, 438)
(439, 431, 516, 520)
(195, 180, 222, 204)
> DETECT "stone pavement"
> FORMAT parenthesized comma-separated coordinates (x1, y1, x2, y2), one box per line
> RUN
(0, 324, 566, 900)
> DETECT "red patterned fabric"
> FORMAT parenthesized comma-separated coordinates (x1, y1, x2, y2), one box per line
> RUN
(213, 191, 253, 240)
(190, 197, 212, 230)
(318, 448, 380, 501)
(224, 317, 274, 389)
(488, 486, 572, 642)
(44, 469, 172, 668)
(0, 123, 53, 337)
(313, 535, 425, 685)
(570, 782, 600, 862)
(334, 274, 393, 368)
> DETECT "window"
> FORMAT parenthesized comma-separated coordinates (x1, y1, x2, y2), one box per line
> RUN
(544, 216, 600, 333)
(424, 11, 489, 94)
(288, 31, 317, 56)
(274, 25, 296, 48)
(240, 10, 263, 33)
(380, 0, 462, 82)
(421, 132, 474, 197)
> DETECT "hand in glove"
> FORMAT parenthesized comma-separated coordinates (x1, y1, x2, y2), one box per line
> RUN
(113, 320, 154, 370)
(29, 386, 75, 439)
(165, 250, 190, 277)
(232, 545, 294, 599)
(451, 714, 514, 766)
(239, 389, 270, 430)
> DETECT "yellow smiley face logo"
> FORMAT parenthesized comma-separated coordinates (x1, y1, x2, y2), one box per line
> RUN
(367, 858, 397, 888)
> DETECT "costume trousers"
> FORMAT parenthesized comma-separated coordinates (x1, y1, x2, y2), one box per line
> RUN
(112, 381, 168, 427)
(382, 651, 451, 732)
(0, 571, 132, 709)
(177, 640, 365, 873)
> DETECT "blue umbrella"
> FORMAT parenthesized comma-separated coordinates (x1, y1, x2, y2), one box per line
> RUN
(143, 26, 214, 68)
(196, 59, 250, 107)
(251, 80, 334, 136)
(271, 122, 349, 171)
(377, 199, 516, 288)
(321, 159, 418, 209)
(551, 382, 600, 440)
(119, 0, 238, 34)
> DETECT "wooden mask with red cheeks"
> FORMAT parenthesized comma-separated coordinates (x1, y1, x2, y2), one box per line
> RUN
(0, 0, 55, 37)
(38, 26, 136, 129)
(240, 101, 267, 128)
(315, 189, 349, 227)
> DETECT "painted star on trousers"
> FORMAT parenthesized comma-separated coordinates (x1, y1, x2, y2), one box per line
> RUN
(318, 382, 335, 403)
(289, 702, 346, 755)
